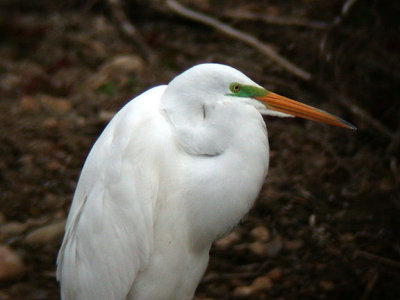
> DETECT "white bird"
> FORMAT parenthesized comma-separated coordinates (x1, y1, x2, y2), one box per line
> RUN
(57, 63, 355, 300)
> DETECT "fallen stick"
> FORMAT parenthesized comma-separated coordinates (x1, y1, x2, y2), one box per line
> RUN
(221, 10, 328, 30)
(315, 82, 395, 139)
(361, 270, 378, 300)
(334, 93, 395, 139)
(166, 0, 311, 81)
(355, 250, 400, 269)
(107, 0, 155, 63)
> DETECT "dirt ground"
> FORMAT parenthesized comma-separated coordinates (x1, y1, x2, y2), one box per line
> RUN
(0, 0, 399, 299)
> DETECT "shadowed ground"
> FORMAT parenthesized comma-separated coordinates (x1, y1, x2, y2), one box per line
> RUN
(0, 0, 399, 299)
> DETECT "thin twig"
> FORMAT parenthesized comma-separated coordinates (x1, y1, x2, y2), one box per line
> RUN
(320, 0, 359, 57)
(387, 123, 400, 153)
(332, 0, 360, 25)
(315, 83, 395, 139)
(334, 94, 395, 139)
(341, 0, 360, 20)
(355, 250, 400, 269)
(361, 270, 378, 300)
(166, 0, 311, 81)
(107, 0, 155, 63)
(221, 10, 328, 30)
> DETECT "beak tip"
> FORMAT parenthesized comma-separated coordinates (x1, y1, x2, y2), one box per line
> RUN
(337, 117, 357, 131)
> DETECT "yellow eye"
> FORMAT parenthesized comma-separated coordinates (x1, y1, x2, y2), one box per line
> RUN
(231, 83, 241, 93)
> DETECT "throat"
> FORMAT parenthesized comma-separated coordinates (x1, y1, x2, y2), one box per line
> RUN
(184, 141, 269, 251)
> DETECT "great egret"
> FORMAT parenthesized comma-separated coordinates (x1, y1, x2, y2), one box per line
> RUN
(57, 63, 355, 300)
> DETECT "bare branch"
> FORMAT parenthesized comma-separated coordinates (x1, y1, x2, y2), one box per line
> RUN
(315, 82, 394, 138)
(334, 0, 360, 25)
(341, 0, 359, 18)
(221, 9, 328, 30)
(335, 94, 395, 139)
(166, 0, 312, 81)
(355, 250, 400, 269)
(107, 0, 155, 63)
(361, 270, 378, 300)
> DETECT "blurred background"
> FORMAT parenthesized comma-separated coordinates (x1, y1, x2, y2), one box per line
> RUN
(0, 0, 399, 299)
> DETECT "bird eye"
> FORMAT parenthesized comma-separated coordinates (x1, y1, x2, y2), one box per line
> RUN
(230, 83, 241, 93)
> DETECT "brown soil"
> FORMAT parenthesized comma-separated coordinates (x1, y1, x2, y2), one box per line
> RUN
(0, 0, 399, 299)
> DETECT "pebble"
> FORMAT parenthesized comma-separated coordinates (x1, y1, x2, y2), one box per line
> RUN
(24, 221, 66, 246)
(0, 222, 29, 242)
(0, 245, 25, 281)
(248, 242, 267, 256)
(233, 285, 254, 297)
(42, 117, 59, 129)
(284, 239, 304, 251)
(99, 110, 116, 122)
(248, 237, 284, 257)
(250, 226, 270, 242)
(251, 276, 273, 291)
(267, 267, 283, 280)
(214, 231, 241, 250)
(85, 55, 144, 90)
(233, 276, 273, 297)
(264, 236, 283, 257)
(21, 96, 41, 113)
(319, 280, 335, 291)
(39, 95, 72, 114)
(0, 213, 6, 226)
(340, 233, 355, 243)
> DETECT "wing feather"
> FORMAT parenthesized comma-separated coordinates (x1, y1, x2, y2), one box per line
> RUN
(57, 86, 167, 300)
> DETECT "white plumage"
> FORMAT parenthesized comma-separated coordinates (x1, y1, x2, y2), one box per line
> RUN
(57, 63, 354, 300)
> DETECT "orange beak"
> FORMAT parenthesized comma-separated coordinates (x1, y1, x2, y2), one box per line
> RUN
(255, 92, 356, 130)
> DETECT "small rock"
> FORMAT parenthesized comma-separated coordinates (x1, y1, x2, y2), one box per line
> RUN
(43, 193, 61, 208)
(233, 276, 274, 297)
(319, 280, 335, 291)
(251, 276, 273, 292)
(28, 139, 54, 153)
(250, 226, 270, 242)
(47, 160, 63, 171)
(248, 237, 283, 257)
(42, 117, 59, 129)
(100, 55, 144, 77)
(21, 96, 41, 113)
(340, 233, 355, 243)
(99, 110, 116, 122)
(284, 239, 304, 251)
(379, 179, 392, 192)
(309, 214, 316, 227)
(1, 74, 22, 92)
(215, 231, 241, 250)
(267, 267, 283, 280)
(264, 236, 283, 257)
(0, 213, 6, 226)
(0, 222, 29, 241)
(233, 285, 254, 297)
(0, 245, 25, 281)
(248, 242, 267, 256)
(85, 55, 144, 90)
(39, 95, 72, 114)
(232, 243, 248, 252)
(24, 221, 66, 246)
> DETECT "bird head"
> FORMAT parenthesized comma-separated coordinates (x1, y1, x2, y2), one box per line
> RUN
(226, 81, 356, 130)
(162, 63, 356, 130)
